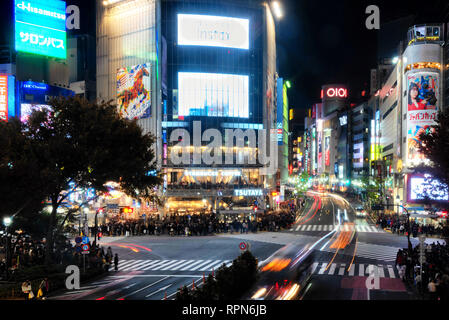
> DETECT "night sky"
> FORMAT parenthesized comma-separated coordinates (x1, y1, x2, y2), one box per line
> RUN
(1, 0, 448, 131)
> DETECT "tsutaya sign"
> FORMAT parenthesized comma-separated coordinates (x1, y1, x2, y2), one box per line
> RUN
(15, 0, 67, 59)
(234, 189, 263, 197)
(178, 14, 249, 50)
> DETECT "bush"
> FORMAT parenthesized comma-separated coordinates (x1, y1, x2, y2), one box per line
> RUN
(176, 250, 259, 301)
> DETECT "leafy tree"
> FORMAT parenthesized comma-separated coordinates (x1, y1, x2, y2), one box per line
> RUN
(361, 176, 382, 208)
(0, 96, 161, 264)
(295, 171, 310, 197)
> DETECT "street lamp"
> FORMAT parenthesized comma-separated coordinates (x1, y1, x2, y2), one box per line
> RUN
(2, 217, 12, 279)
(271, 1, 283, 19)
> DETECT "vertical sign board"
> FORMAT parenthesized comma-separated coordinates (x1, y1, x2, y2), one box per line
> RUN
(14, 0, 67, 59)
(0, 76, 8, 121)
(276, 77, 284, 145)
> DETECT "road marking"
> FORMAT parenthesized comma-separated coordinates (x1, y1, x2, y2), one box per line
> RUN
(189, 260, 213, 271)
(318, 263, 327, 275)
(118, 260, 145, 271)
(312, 225, 318, 231)
(152, 260, 182, 271)
(118, 276, 170, 299)
(159, 260, 188, 270)
(296, 225, 301, 231)
(338, 264, 346, 276)
(146, 283, 173, 298)
(359, 264, 364, 276)
(377, 265, 385, 278)
(387, 265, 396, 278)
(122, 260, 151, 271)
(142, 260, 170, 271)
(176, 260, 204, 271)
(134, 260, 161, 271)
(307, 225, 312, 231)
(328, 263, 337, 275)
(310, 262, 319, 274)
(199, 260, 223, 271)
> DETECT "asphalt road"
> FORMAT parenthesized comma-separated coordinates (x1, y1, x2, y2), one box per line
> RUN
(49, 191, 442, 300)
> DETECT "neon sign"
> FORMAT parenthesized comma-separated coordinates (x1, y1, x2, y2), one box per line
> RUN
(322, 87, 348, 99)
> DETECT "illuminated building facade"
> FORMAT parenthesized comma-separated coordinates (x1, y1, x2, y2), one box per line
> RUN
(160, 0, 278, 219)
(375, 24, 448, 217)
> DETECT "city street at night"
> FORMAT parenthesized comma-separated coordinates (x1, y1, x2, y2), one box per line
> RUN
(1, 0, 449, 316)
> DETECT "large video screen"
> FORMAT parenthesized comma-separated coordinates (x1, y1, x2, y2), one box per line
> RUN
(178, 72, 249, 118)
(178, 14, 249, 50)
(408, 174, 448, 202)
(117, 63, 152, 120)
(14, 0, 67, 59)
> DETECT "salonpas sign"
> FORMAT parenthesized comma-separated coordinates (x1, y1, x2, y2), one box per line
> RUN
(234, 189, 263, 197)
(177, 14, 249, 50)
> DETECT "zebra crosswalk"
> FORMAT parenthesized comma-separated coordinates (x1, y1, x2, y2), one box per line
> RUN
(116, 259, 233, 272)
(311, 262, 399, 278)
(292, 224, 381, 233)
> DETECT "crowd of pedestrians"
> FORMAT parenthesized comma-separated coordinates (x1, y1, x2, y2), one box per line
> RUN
(167, 182, 263, 190)
(396, 241, 449, 300)
(376, 215, 449, 238)
(97, 209, 297, 237)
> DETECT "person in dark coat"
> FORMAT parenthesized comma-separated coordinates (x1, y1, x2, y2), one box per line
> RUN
(114, 253, 119, 272)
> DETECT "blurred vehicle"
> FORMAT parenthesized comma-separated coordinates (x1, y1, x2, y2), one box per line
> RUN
(248, 243, 315, 300)
(355, 206, 366, 217)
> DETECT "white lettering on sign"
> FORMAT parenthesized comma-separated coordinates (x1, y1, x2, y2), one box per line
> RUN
(234, 189, 263, 197)
(326, 87, 348, 99)
(17, 1, 66, 20)
(19, 32, 65, 49)
(0, 76, 8, 122)
(178, 14, 249, 50)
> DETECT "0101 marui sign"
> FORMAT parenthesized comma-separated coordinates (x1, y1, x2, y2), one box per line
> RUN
(0, 76, 9, 121)
(14, 0, 67, 59)
(117, 63, 152, 120)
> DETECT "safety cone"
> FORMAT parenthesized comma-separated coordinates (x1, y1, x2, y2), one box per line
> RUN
(164, 291, 167, 300)
(203, 273, 206, 284)
(212, 268, 214, 277)
(192, 279, 195, 290)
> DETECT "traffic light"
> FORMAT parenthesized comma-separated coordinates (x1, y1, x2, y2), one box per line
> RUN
(98, 232, 102, 240)
(123, 207, 134, 214)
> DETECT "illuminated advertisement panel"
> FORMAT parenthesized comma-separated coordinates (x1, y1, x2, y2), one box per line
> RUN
(406, 72, 439, 164)
(178, 72, 249, 118)
(0, 76, 9, 121)
(407, 174, 448, 203)
(117, 63, 151, 120)
(177, 14, 249, 49)
(14, 0, 67, 59)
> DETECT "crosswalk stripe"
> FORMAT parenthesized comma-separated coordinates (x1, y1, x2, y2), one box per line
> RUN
(177, 260, 204, 271)
(387, 265, 396, 278)
(147, 260, 176, 271)
(118, 260, 142, 270)
(318, 263, 327, 275)
(371, 226, 378, 233)
(312, 225, 318, 231)
(122, 260, 151, 271)
(338, 264, 346, 276)
(296, 225, 301, 231)
(310, 262, 319, 274)
(306, 225, 312, 231)
(204, 260, 229, 271)
(328, 263, 337, 275)
(142, 260, 170, 271)
(378, 265, 385, 278)
(134, 260, 161, 271)
(199, 260, 223, 271)
(154, 260, 184, 271)
(117, 260, 136, 268)
(348, 264, 355, 276)
(190, 260, 213, 271)
(359, 264, 364, 276)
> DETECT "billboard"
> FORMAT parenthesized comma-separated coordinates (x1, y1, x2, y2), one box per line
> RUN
(406, 72, 439, 163)
(14, 0, 67, 59)
(117, 63, 152, 120)
(0, 76, 9, 121)
(177, 14, 249, 50)
(407, 174, 448, 203)
(178, 72, 249, 118)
